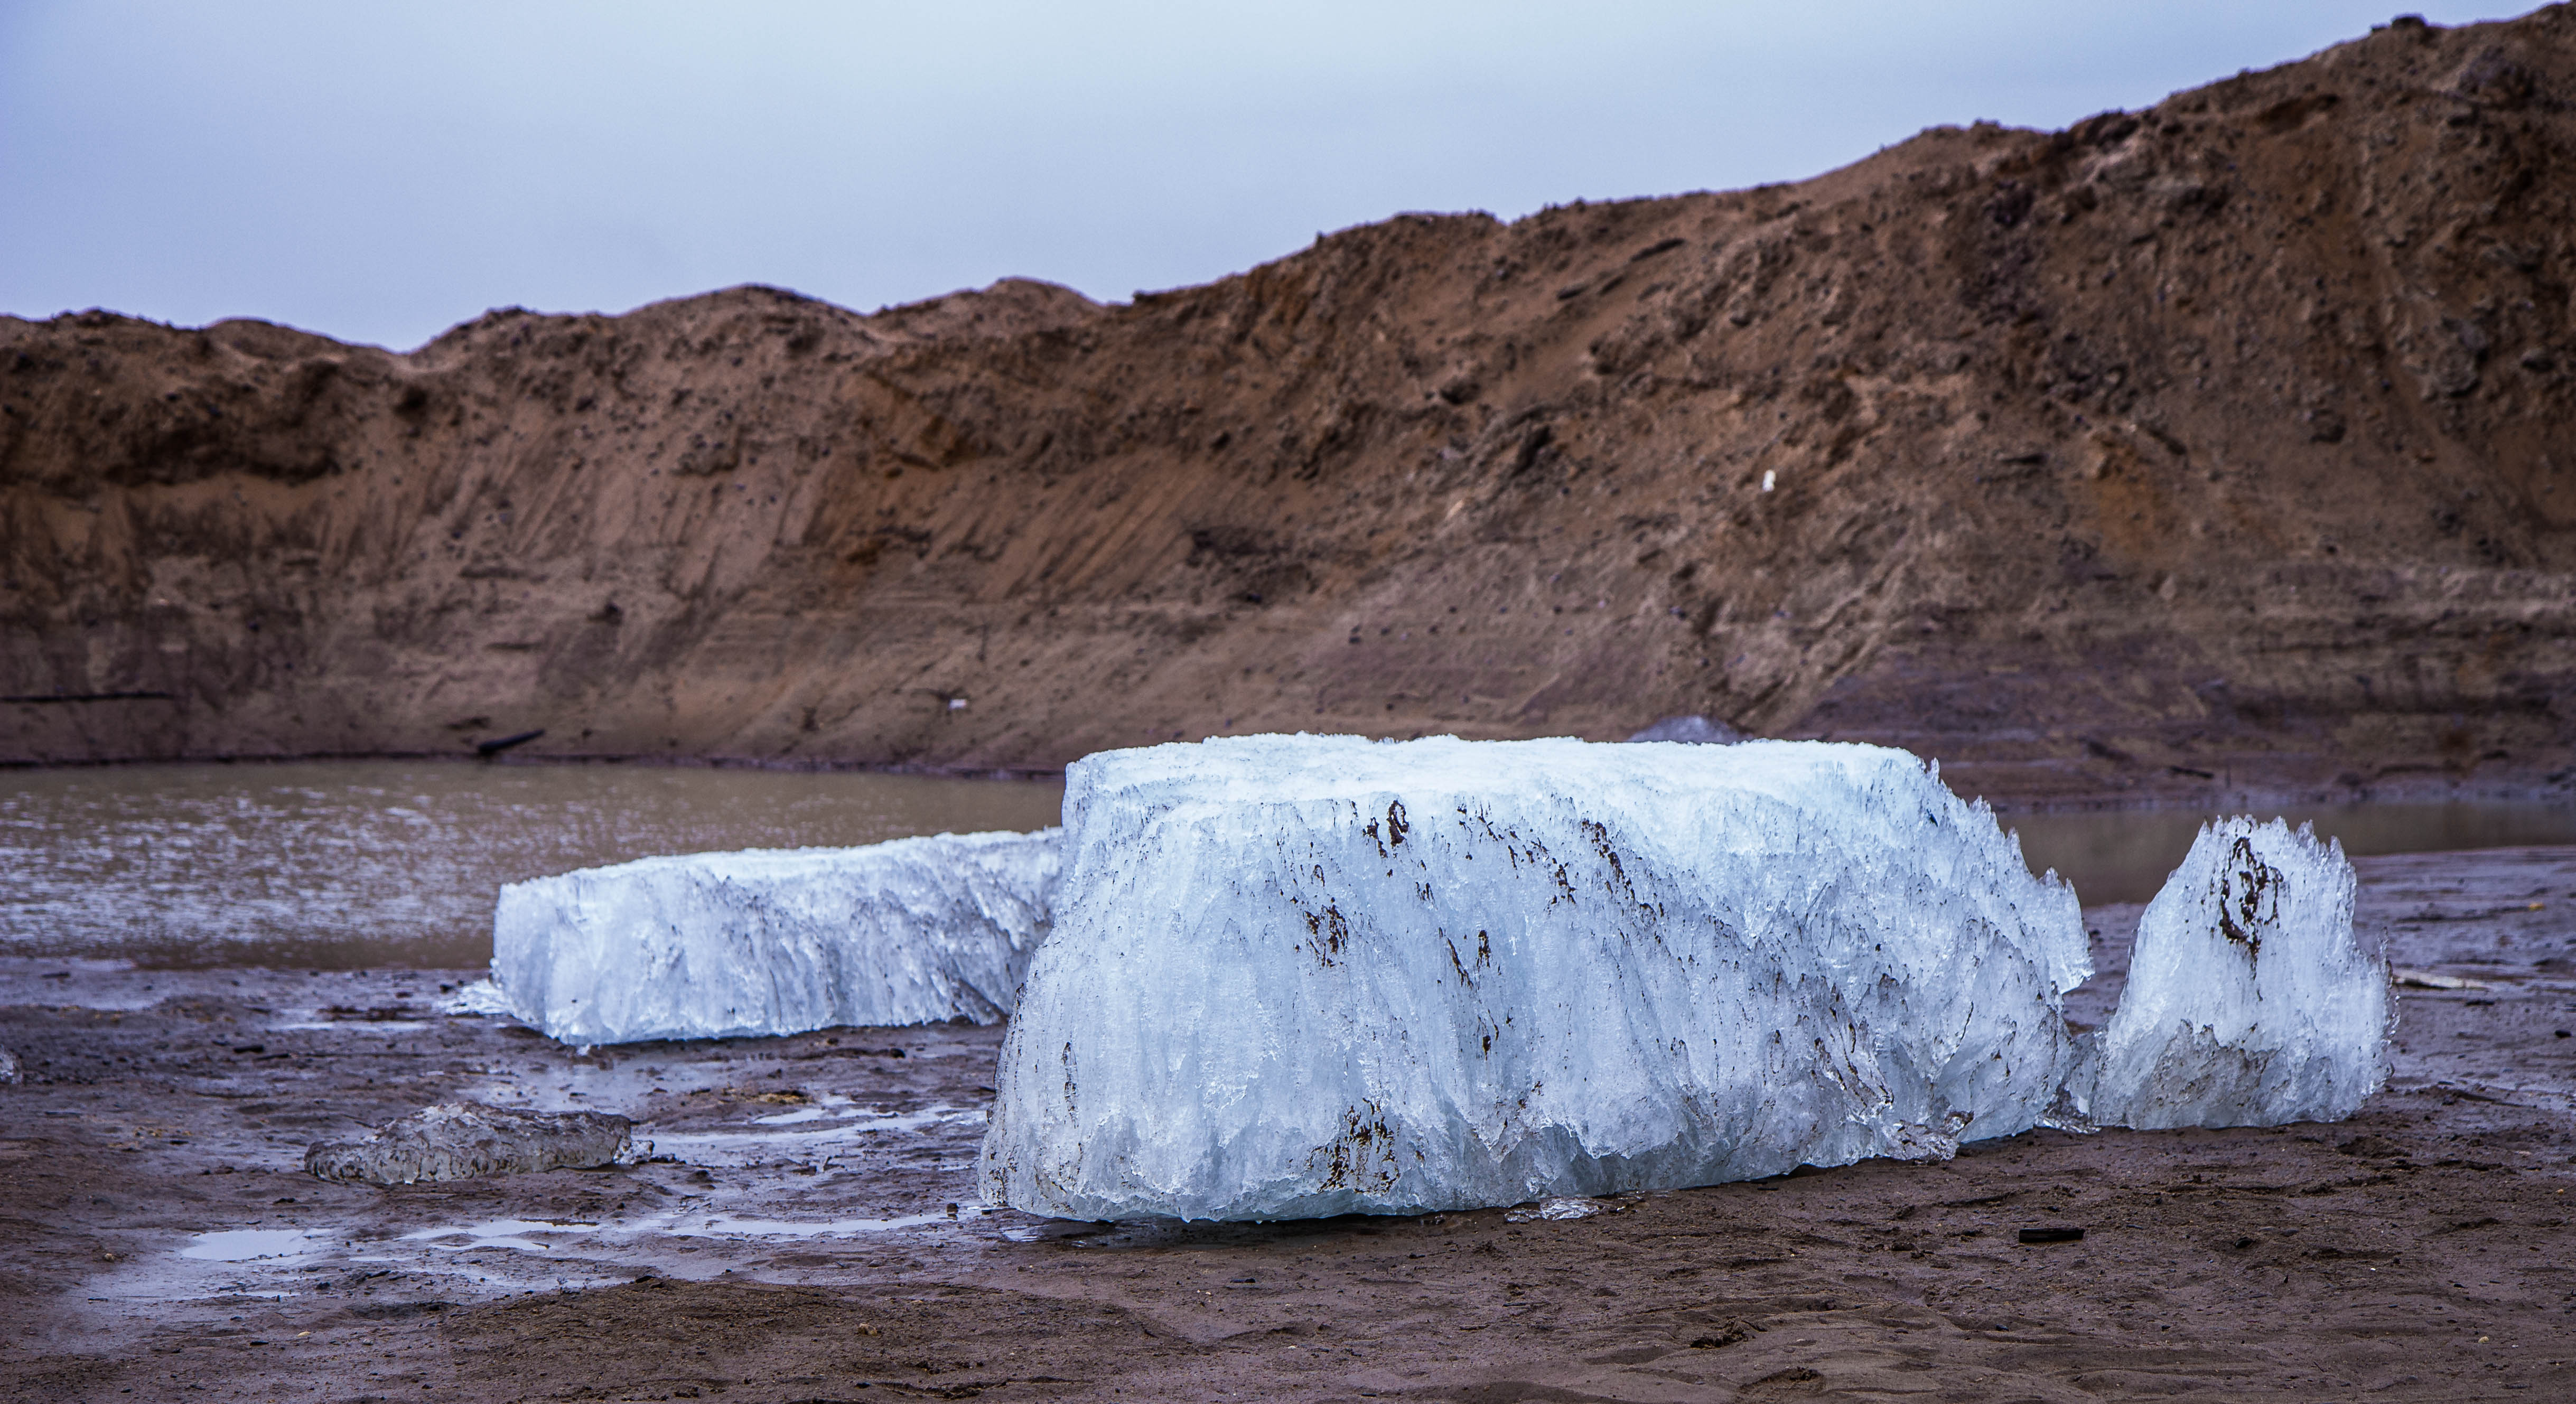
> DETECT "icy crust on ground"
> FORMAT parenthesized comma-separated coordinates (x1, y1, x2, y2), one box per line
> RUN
(493, 829, 1060, 1046)
(2072, 818, 2391, 1130)
(980, 736, 2092, 1222)
(305, 1103, 639, 1185)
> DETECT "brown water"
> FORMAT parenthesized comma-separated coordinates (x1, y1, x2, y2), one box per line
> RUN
(2010, 800, 2576, 906)
(0, 761, 1065, 968)
(4, 760, 2570, 968)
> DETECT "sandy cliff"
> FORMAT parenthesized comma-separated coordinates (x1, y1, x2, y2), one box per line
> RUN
(6, 10, 2575, 801)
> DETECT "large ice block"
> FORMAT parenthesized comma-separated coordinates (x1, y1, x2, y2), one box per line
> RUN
(493, 829, 1060, 1046)
(978, 736, 2090, 1221)
(2073, 818, 2390, 1130)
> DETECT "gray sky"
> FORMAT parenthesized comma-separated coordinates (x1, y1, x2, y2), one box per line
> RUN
(0, 2, 2521, 350)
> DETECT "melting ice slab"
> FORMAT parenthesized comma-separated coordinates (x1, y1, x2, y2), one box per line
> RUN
(981, 735, 2093, 1221)
(2073, 818, 2391, 1130)
(493, 830, 1060, 1046)
(306, 1103, 639, 1185)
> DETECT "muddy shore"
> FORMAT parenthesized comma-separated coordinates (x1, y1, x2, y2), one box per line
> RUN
(4, 846, 2571, 1402)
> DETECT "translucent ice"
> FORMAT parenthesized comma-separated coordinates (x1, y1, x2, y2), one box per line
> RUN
(305, 1103, 639, 1185)
(979, 735, 2090, 1221)
(2072, 818, 2391, 1130)
(492, 829, 1060, 1046)
(1623, 715, 1746, 744)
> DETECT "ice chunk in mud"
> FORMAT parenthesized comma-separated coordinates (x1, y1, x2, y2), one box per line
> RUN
(2071, 818, 2391, 1130)
(979, 735, 2092, 1221)
(493, 829, 1060, 1046)
(305, 1103, 639, 1185)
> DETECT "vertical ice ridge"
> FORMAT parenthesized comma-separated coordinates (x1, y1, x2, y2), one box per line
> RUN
(2073, 817, 2392, 1130)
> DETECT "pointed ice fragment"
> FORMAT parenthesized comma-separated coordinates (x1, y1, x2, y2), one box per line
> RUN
(2075, 818, 2391, 1130)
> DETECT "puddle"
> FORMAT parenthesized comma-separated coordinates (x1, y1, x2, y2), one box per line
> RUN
(663, 1211, 964, 1239)
(387, 1209, 978, 1256)
(400, 1219, 603, 1254)
(650, 1107, 981, 1167)
(180, 1228, 331, 1261)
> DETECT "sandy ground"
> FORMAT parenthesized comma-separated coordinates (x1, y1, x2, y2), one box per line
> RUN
(3, 847, 2573, 1403)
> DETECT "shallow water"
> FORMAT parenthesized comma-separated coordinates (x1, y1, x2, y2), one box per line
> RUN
(0, 761, 1065, 968)
(2010, 799, 2576, 905)
(180, 1228, 329, 1262)
(4, 759, 2570, 967)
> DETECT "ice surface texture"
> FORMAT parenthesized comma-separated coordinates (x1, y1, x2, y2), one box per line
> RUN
(980, 736, 2092, 1221)
(305, 1103, 638, 1185)
(493, 830, 1060, 1046)
(2075, 818, 2391, 1130)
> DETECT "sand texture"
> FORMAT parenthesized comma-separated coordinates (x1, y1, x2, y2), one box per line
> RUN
(5, 11, 2575, 801)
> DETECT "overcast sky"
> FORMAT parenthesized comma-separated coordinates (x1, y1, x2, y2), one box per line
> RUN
(0, 2, 2523, 350)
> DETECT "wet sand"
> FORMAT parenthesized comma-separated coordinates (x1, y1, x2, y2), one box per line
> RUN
(5, 848, 2573, 1402)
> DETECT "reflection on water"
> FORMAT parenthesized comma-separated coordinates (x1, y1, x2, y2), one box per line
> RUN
(180, 1228, 329, 1261)
(0, 762, 1064, 968)
(2013, 801, 2576, 906)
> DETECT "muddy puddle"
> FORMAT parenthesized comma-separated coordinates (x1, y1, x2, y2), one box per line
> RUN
(4, 964, 1055, 1325)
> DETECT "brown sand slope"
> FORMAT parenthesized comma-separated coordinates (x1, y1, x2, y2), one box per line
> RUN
(6, 9, 2575, 799)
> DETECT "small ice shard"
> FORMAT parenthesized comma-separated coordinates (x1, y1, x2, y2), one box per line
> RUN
(1506, 1197, 1609, 1223)
(981, 735, 2090, 1221)
(491, 829, 1061, 1046)
(1623, 715, 1746, 744)
(2072, 818, 2391, 1130)
(304, 1103, 641, 1185)
(438, 977, 515, 1016)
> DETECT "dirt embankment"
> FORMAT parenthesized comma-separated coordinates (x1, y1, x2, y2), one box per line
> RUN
(6, 10, 2576, 800)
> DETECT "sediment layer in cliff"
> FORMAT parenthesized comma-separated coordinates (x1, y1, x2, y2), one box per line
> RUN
(7, 10, 2575, 801)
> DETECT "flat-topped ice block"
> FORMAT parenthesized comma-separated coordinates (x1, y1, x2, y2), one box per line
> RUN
(493, 829, 1061, 1046)
(979, 735, 2092, 1221)
(2073, 818, 2391, 1130)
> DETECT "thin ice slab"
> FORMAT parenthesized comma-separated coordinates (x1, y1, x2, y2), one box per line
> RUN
(305, 1103, 640, 1185)
(2073, 818, 2391, 1129)
(493, 829, 1060, 1046)
(980, 735, 2091, 1221)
